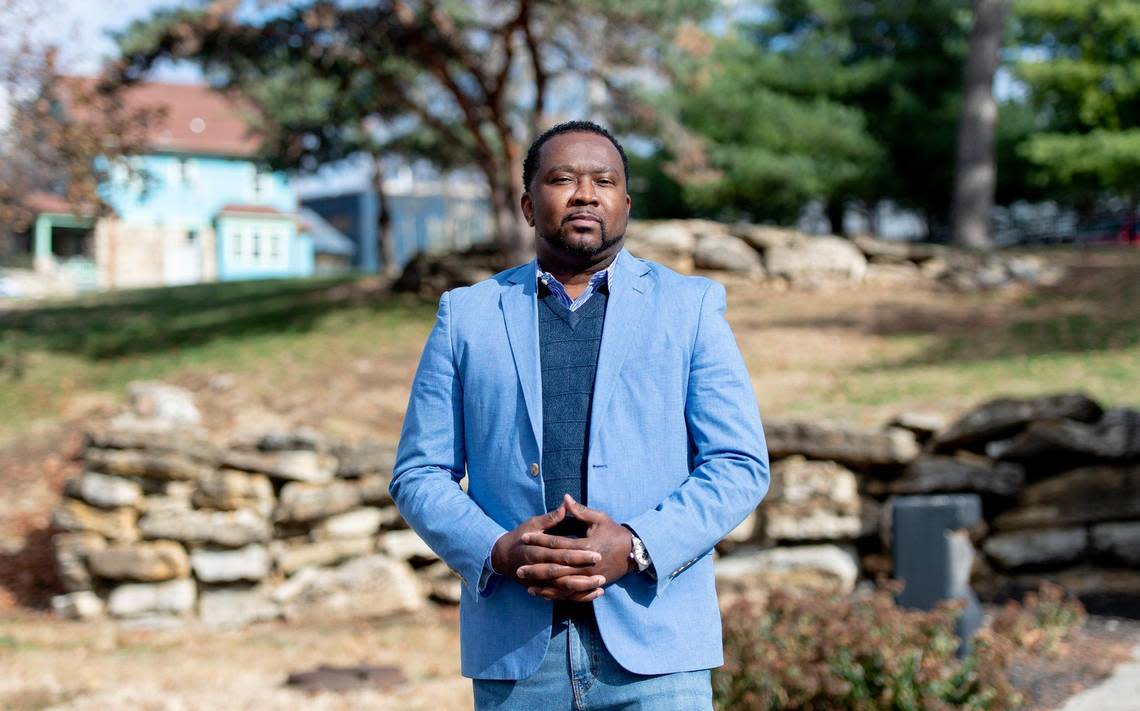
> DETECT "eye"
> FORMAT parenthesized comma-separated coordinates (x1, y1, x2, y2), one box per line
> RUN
(596, 178, 614, 186)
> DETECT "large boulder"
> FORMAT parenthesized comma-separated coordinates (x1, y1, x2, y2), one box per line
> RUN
(84, 447, 212, 481)
(88, 541, 190, 582)
(124, 381, 201, 426)
(1090, 521, 1140, 566)
(107, 578, 196, 618)
(851, 235, 947, 264)
(63, 471, 144, 509)
(987, 408, 1140, 462)
(52, 532, 107, 592)
(764, 421, 920, 469)
(730, 224, 801, 252)
(868, 455, 1024, 498)
(274, 554, 424, 621)
(273, 481, 362, 523)
(624, 221, 700, 260)
(87, 422, 217, 463)
(311, 507, 385, 541)
(52, 498, 138, 541)
(693, 234, 764, 274)
(993, 463, 1140, 530)
(190, 544, 271, 583)
(272, 536, 375, 575)
(935, 393, 1103, 452)
(193, 468, 275, 516)
(764, 235, 867, 285)
(138, 508, 271, 547)
(51, 591, 105, 621)
(222, 449, 338, 484)
(761, 456, 879, 541)
(715, 544, 860, 596)
(380, 529, 439, 564)
(983, 527, 1089, 570)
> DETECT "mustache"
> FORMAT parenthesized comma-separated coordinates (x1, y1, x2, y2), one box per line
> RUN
(562, 211, 604, 225)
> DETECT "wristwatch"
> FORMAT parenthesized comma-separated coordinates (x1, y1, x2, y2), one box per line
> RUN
(628, 532, 652, 573)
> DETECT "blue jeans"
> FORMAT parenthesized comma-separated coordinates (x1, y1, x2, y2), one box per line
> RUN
(472, 609, 713, 710)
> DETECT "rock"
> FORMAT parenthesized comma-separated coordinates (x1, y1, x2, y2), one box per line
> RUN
(1091, 522, 1140, 566)
(935, 393, 1103, 452)
(624, 221, 700, 259)
(920, 257, 950, 279)
(987, 408, 1140, 462)
(311, 507, 385, 540)
(864, 262, 922, 284)
(198, 587, 280, 628)
(52, 591, 105, 620)
(117, 614, 187, 631)
(190, 544, 271, 583)
(88, 423, 217, 463)
(357, 474, 393, 506)
(887, 412, 948, 441)
(193, 468, 274, 516)
(419, 561, 461, 604)
(107, 578, 196, 618)
(380, 529, 438, 564)
(693, 234, 763, 274)
(764, 421, 920, 469)
(85, 447, 212, 481)
(723, 511, 759, 544)
(64, 471, 144, 509)
(730, 224, 801, 252)
(277, 553, 423, 621)
(333, 441, 397, 478)
(715, 544, 860, 595)
(761, 457, 878, 541)
(983, 527, 1089, 570)
(994, 463, 1140, 530)
(223, 449, 337, 484)
(53, 532, 107, 591)
(274, 481, 362, 523)
(870, 455, 1025, 498)
(88, 541, 190, 582)
(272, 537, 375, 575)
(253, 428, 330, 453)
(851, 235, 946, 264)
(138, 508, 271, 547)
(764, 236, 867, 285)
(125, 381, 201, 425)
(53, 498, 138, 541)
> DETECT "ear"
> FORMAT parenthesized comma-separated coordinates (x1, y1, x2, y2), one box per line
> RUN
(521, 191, 535, 227)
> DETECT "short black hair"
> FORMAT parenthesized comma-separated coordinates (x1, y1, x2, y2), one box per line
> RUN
(522, 120, 630, 192)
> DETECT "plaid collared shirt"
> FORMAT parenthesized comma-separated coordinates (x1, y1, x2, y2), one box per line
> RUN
(535, 263, 612, 311)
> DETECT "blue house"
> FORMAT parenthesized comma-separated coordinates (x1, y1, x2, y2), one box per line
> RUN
(21, 80, 352, 292)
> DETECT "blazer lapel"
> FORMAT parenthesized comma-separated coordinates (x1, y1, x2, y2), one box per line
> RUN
(589, 249, 653, 450)
(501, 260, 543, 452)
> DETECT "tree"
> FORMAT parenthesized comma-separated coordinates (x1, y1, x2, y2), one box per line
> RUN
(113, 0, 712, 266)
(660, 26, 881, 229)
(951, 0, 1010, 249)
(1013, 0, 1140, 214)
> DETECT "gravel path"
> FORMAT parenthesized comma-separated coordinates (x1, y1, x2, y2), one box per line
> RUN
(1056, 643, 1140, 711)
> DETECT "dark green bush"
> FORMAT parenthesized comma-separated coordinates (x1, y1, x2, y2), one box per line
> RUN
(714, 588, 1023, 711)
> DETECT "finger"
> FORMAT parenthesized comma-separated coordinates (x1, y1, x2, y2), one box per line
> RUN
(516, 563, 595, 581)
(563, 495, 608, 524)
(521, 546, 601, 567)
(528, 586, 606, 602)
(525, 506, 566, 532)
(521, 531, 596, 551)
(526, 575, 606, 597)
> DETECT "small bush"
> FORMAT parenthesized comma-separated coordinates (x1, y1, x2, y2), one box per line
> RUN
(714, 588, 1022, 711)
(990, 582, 1087, 657)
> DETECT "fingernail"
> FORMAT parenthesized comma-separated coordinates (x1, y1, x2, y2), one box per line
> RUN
(592, 554, 602, 562)
(596, 576, 606, 585)
(528, 588, 536, 596)
(521, 533, 531, 543)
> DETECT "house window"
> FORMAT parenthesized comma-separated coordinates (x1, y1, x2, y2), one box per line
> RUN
(251, 230, 261, 260)
(179, 158, 195, 187)
(186, 229, 198, 244)
(269, 231, 281, 261)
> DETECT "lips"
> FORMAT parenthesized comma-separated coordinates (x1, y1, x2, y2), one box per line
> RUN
(564, 212, 602, 225)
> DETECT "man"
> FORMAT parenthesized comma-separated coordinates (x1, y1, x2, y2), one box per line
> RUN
(391, 121, 769, 710)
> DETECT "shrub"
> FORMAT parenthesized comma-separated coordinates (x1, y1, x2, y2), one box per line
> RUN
(714, 588, 1022, 711)
(989, 582, 1087, 657)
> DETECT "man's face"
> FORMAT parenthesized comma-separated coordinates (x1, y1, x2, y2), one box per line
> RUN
(522, 131, 631, 259)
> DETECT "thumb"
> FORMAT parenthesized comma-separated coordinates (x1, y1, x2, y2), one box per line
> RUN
(528, 504, 566, 531)
(563, 494, 605, 523)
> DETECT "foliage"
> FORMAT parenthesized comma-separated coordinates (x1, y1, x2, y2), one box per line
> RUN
(714, 588, 1023, 711)
(990, 582, 1087, 657)
(1013, 0, 1140, 204)
(113, 0, 714, 264)
(665, 31, 881, 225)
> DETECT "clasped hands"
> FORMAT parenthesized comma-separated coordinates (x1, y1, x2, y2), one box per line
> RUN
(490, 494, 634, 602)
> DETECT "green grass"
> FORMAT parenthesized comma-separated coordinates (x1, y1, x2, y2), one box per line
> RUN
(0, 277, 437, 438)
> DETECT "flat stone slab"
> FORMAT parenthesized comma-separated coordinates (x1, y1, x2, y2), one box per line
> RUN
(935, 393, 1103, 452)
(190, 544, 271, 583)
(53, 498, 138, 541)
(983, 527, 1089, 570)
(273, 481, 361, 523)
(994, 464, 1140, 530)
(764, 421, 919, 469)
(138, 508, 271, 547)
(88, 540, 191, 582)
(64, 471, 144, 509)
(107, 578, 196, 618)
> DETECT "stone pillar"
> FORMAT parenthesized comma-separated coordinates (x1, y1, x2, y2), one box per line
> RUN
(892, 494, 983, 654)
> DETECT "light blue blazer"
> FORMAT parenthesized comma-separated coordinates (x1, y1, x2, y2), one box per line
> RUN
(391, 248, 769, 680)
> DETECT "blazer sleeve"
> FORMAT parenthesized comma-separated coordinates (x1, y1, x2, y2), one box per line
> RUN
(623, 280, 770, 596)
(389, 290, 508, 601)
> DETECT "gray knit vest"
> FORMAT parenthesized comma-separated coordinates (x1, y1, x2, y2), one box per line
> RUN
(538, 283, 607, 536)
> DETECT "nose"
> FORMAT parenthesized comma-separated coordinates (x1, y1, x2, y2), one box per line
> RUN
(570, 176, 599, 205)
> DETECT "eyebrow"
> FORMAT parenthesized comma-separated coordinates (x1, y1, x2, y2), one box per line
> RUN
(544, 163, 618, 176)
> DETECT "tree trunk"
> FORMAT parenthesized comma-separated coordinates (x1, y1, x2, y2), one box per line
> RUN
(951, 0, 1009, 250)
(826, 198, 846, 237)
(371, 155, 399, 277)
(483, 153, 531, 269)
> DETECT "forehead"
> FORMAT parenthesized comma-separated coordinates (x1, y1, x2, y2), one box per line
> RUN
(538, 131, 623, 173)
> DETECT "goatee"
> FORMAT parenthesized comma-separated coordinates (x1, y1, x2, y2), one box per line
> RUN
(537, 224, 623, 258)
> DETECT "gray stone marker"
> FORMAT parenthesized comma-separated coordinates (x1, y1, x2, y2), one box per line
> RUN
(892, 494, 983, 655)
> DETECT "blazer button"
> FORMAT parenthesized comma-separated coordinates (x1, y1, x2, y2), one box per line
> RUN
(530, 462, 540, 477)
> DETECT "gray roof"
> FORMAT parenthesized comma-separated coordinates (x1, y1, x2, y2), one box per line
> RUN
(298, 207, 356, 257)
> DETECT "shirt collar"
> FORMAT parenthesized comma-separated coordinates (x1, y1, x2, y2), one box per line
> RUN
(535, 261, 614, 291)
